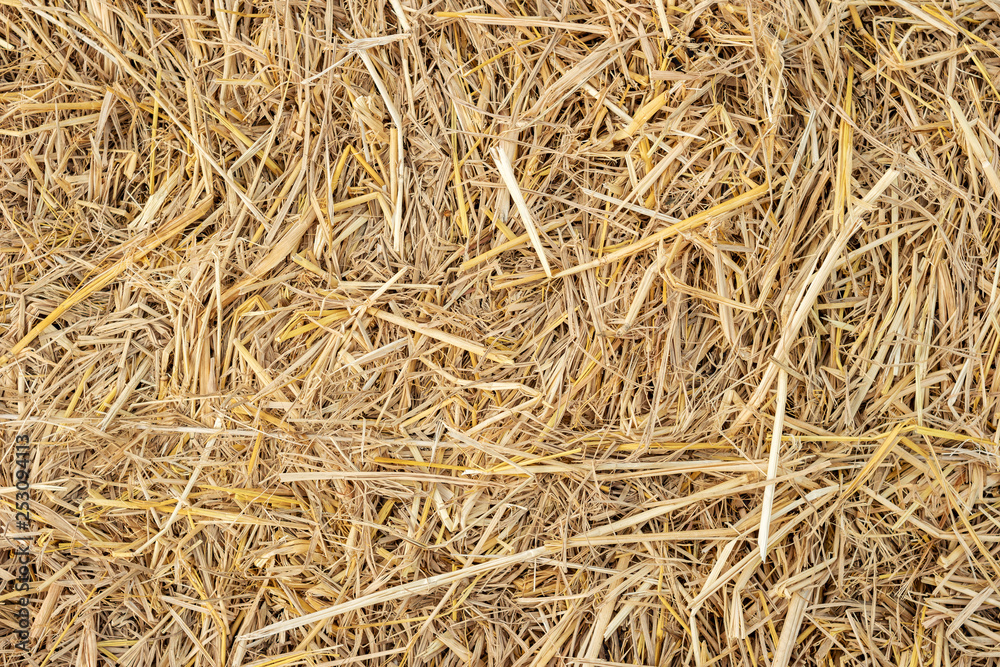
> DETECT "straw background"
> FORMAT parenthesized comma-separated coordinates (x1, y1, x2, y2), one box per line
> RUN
(3, 0, 1000, 665)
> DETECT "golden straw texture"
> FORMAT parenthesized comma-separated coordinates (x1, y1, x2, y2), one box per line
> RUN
(3, 1, 1000, 666)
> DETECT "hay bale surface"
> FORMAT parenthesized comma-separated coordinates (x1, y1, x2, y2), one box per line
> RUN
(2, 1, 1000, 665)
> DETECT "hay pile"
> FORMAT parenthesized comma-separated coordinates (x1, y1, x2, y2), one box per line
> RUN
(4, 0, 1000, 665)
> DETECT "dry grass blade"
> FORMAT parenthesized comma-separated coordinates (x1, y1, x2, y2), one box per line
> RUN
(758, 368, 786, 563)
(490, 146, 553, 278)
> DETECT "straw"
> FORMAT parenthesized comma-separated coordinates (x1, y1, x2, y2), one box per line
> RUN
(4, 1, 1000, 666)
